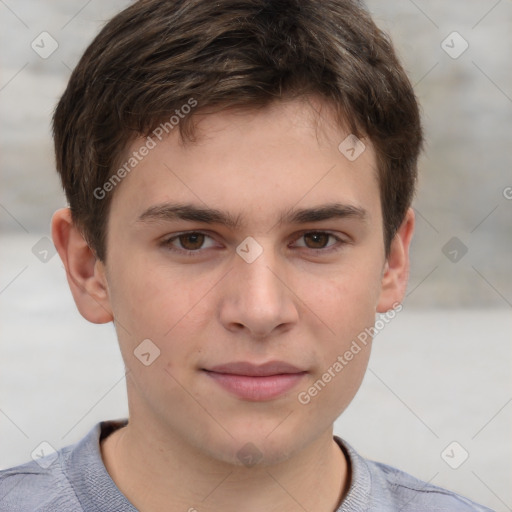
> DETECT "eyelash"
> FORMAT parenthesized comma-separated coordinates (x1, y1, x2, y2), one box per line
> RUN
(160, 230, 348, 257)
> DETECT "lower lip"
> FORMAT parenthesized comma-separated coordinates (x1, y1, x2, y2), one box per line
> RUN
(204, 371, 306, 401)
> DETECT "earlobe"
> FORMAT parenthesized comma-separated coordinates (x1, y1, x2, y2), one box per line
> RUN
(376, 208, 415, 313)
(51, 208, 113, 324)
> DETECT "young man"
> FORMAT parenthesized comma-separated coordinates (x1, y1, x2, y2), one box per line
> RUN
(0, 0, 494, 511)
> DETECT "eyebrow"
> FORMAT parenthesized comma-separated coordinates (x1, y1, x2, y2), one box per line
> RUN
(136, 202, 368, 230)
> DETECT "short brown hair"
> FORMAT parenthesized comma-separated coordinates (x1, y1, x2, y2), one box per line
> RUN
(53, 0, 423, 262)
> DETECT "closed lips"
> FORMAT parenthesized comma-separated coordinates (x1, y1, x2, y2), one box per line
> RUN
(203, 361, 306, 376)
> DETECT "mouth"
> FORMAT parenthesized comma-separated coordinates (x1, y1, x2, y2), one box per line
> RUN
(202, 361, 307, 401)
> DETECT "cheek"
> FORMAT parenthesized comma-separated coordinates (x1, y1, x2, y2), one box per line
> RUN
(298, 255, 382, 404)
(295, 274, 377, 419)
(108, 257, 210, 371)
(109, 251, 183, 323)
(305, 257, 383, 331)
(110, 273, 160, 332)
(106, 257, 174, 365)
(108, 261, 201, 407)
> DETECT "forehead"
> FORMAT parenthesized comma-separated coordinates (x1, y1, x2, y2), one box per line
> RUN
(108, 98, 380, 228)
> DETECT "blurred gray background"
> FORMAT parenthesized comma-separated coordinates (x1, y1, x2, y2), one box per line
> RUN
(1, 1, 511, 511)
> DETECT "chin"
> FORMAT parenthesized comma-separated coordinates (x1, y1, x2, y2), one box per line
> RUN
(197, 425, 314, 469)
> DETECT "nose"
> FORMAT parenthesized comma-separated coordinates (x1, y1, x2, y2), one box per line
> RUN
(218, 240, 299, 339)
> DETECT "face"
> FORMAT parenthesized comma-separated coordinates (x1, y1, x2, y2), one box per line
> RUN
(87, 97, 404, 465)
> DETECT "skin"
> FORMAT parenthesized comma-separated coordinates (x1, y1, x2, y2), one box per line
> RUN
(52, 96, 414, 512)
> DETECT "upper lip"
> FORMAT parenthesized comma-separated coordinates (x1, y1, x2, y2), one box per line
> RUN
(204, 361, 306, 376)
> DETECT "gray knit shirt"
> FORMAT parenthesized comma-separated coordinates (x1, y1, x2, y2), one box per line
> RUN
(0, 419, 494, 511)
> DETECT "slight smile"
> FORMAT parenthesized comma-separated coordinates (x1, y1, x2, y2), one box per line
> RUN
(203, 361, 308, 401)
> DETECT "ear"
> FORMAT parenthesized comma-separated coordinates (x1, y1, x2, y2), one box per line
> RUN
(376, 208, 415, 313)
(51, 207, 113, 324)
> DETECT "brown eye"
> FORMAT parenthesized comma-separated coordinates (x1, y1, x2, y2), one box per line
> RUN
(292, 231, 345, 254)
(162, 231, 216, 254)
(176, 232, 205, 250)
(303, 232, 331, 249)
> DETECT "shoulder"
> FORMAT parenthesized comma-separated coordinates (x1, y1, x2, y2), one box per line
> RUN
(0, 419, 131, 512)
(367, 458, 494, 511)
(0, 446, 79, 512)
(334, 436, 495, 512)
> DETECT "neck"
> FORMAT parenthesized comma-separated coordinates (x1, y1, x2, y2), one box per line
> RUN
(101, 418, 349, 512)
